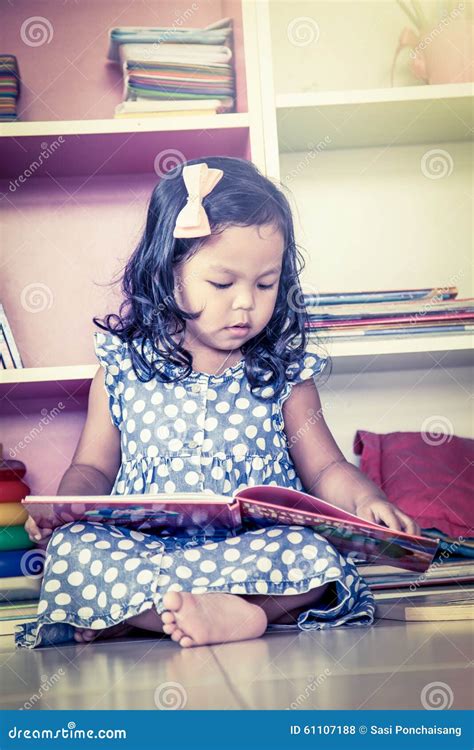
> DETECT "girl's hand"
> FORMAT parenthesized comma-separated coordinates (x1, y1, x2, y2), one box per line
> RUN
(25, 516, 53, 544)
(355, 497, 421, 536)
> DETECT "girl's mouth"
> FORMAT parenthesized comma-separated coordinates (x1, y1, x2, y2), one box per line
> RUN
(226, 324, 250, 335)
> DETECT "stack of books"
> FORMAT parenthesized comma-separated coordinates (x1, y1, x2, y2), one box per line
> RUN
(0, 448, 41, 645)
(304, 286, 474, 341)
(108, 19, 235, 118)
(0, 600, 38, 647)
(0, 54, 20, 121)
(358, 557, 474, 621)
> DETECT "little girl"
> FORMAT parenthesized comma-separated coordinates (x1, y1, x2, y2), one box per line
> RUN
(21, 157, 419, 649)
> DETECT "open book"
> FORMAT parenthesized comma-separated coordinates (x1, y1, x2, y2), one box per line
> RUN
(22, 485, 438, 573)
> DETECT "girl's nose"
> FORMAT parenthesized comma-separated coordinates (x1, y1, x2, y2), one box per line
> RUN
(231, 289, 255, 310)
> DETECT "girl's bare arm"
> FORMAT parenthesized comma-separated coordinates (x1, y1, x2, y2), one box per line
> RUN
(283, 379, 419, 533)
(25, 367, 122, 541)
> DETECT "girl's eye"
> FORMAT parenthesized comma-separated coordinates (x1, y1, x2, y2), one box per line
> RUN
(209, 281, 232, 289)
(258, 283, 275, 290)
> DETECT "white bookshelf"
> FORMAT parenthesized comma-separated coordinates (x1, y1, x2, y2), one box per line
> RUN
(276, 83, 473, 152)
(255, 0, 473, 452)
(2, 334, 472, 398)
(1, 0, 473, 486)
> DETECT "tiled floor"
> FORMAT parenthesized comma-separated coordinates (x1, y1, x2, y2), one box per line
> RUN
(0, 620, 472, 710)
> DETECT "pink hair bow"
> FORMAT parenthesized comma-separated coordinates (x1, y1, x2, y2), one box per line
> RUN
(173, 163, 224, 238)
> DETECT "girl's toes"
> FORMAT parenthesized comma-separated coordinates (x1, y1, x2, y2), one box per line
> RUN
(179, 636, 194, 649)
(162, 623, 175, 635)
(162, 591, 183, 613)
(170, 628, 184, 642)
(161, 611, 176, 625)
(74, 629, 95, 643)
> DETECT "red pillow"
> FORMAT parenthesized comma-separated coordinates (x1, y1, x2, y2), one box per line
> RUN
(353, 429, 474, 538)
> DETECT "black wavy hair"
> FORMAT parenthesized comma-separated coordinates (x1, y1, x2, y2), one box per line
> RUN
(94, 156, 329, 400)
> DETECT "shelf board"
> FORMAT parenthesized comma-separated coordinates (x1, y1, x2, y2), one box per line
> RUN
(0, 113, 250, 178)
(310, 332, 474, 374)
(1, 334, 472, 400)
(276, 83, 473, 152)
(0, 365, 98, 400)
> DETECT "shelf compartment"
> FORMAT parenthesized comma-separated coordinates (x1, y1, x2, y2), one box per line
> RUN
(276, 83, 474, 152)
(0, 365, 98, 401)
(0, 114, 250, 178)
(310, 333, 474, 374)
(1, 334, 472, 401)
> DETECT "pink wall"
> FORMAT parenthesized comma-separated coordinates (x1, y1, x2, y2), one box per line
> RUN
(2, 0, 248, 120)
(1, 173, 156, 366)
(1, 0, 251, 495)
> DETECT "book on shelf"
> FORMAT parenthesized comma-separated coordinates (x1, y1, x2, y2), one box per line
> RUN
(0, 304, 23, 369)
(306, 298, 474, 319)
(119, 43, 233, 65)
(303, 287, 459, 307)
(0, 614, 37, 637)
(0, 600, 39, 618)
(114, 97, 233, 118)
(362, 558, 474, 621)
(108, 18, 235, 116)
(316, 323, 474, 339)
(0, 54, 21, 122)
(304, 288, 474, 341)
(0, 576, 41, 602)
(23, 485, 439, 573)
(375, 600, 473, 621)
(107, 18, 233, 63)
(356, 560, 474, 589)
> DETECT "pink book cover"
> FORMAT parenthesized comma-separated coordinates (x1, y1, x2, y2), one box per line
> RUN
(308, 311, 474, 328)
(22, 484, 439, 572)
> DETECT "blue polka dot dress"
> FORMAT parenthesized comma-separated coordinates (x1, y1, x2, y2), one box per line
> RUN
(16, 332, 374, 648)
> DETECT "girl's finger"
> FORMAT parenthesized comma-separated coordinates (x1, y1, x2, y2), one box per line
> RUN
(377, 507, 403, 532)
(356, 506, 375, 524)
(25, 516, 41, 541)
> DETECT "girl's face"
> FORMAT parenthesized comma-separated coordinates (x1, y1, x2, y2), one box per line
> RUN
(174, 224, 284, 355)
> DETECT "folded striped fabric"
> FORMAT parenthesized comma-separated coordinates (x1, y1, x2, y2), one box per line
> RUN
(0, 54, 21, 120)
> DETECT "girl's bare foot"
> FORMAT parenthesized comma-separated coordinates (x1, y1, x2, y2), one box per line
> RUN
(161, 591, 267, 648)
(73, 622, 134, 643)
